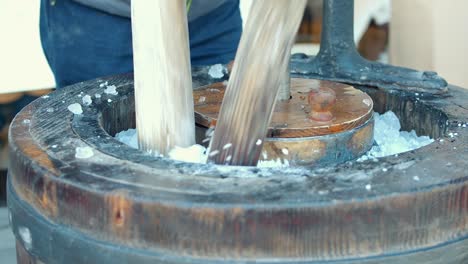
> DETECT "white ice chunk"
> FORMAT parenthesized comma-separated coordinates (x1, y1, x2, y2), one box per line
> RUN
(223, 143, 233, 150)
(104, 85, 118, 95)
(82, 95, 92, 106)
(75, 147, 94, 159)
(19, 227, 32, 250)
(115, 129, 138, 149)
(169, 145, 208, 164)
(363, 98, 372, 107)
(67, 103, 83, 115)
(209, 150, 220, 157)
(208, 64, 225, 79)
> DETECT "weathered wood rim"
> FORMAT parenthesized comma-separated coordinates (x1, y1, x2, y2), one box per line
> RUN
(8, 181, 468, 263)
(8, 72, 468, 262)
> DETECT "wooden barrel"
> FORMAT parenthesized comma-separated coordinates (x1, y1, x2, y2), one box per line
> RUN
(7, 71, 468, 263)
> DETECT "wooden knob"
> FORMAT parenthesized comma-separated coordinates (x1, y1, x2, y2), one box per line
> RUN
(308, 87, 336, 122)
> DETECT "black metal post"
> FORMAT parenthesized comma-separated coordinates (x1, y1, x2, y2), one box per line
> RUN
(319, 0, 357, 57)
(291, 0, 448, 93)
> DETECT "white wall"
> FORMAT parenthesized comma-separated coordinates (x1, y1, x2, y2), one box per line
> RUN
(0, 0, 55, 94)
(432, 1, 468, 88)
(391, 0, 468, 88)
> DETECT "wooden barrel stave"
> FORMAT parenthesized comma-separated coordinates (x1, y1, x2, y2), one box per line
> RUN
(9, 181, 468, 263)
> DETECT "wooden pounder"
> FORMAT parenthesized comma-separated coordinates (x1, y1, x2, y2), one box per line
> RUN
(131, 0, 195, 156)
(208, 0, 307, 166)
(194, 78, 375, 166)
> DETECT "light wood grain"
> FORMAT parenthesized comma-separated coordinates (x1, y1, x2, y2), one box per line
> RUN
(209, 0, 307, 166)
(131, 0, 195, 155)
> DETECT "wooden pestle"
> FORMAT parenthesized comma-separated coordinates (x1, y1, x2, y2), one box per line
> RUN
(208, 0, 307, 166)
(131, 0, 195, 156)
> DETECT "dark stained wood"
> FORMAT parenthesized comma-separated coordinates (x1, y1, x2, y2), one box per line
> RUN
(258, 117, 373, 166)
(194, 78, 374, 138)
(358, 22, 389, 61)
(6, 73, 468, 263)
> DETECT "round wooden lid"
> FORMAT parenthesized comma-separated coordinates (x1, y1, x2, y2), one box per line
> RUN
(193, 78, 373, 138)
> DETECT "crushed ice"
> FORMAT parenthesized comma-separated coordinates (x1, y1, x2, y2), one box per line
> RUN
(114, 111, 435, 168)
(115, 129, 289, 168)
(358, 112, 434, 162)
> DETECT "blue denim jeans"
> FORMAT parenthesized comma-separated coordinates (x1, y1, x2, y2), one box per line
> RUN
(40, 0, 242, 88)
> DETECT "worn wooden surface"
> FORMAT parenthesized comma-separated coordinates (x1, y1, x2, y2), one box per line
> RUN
(7, 73, 468, 263)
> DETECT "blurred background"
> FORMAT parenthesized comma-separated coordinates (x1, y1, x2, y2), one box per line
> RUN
(1, 0, 468, 203)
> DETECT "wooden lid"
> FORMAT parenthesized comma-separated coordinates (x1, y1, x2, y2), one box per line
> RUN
(194, 78, 374, 138)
